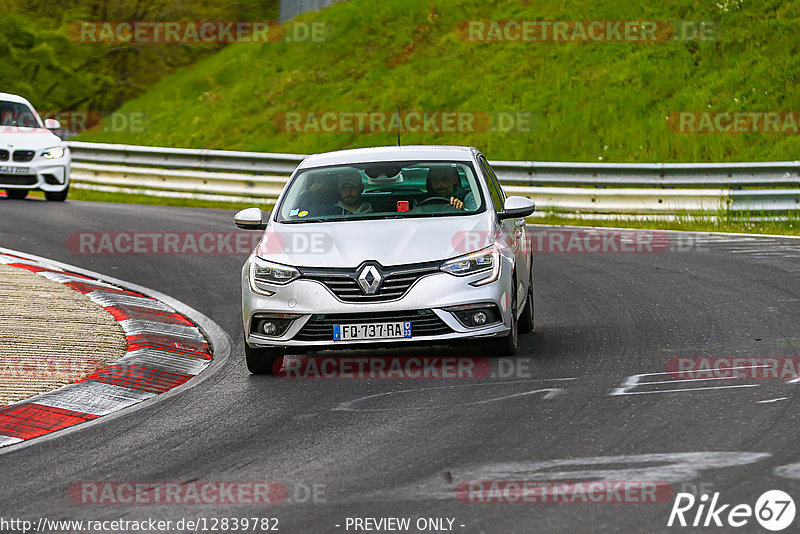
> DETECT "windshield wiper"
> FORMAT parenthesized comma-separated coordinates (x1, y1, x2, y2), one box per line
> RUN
(279, 218, 337, 224)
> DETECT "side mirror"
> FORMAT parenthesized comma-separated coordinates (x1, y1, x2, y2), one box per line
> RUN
(498, 196, 535, 220)
(234, 207, 269, 230)
(44, 118, 61, 130)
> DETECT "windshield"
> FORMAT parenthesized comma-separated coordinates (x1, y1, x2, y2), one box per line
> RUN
(275, 160, 485, 223)
(0, 101, 41, 128)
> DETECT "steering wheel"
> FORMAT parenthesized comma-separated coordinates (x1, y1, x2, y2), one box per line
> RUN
(417, 196, 452, 206)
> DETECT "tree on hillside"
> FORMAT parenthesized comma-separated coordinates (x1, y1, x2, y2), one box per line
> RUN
(0, 0, 279, 112)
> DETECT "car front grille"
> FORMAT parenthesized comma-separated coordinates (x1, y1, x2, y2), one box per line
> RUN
(0, 150, 8, 161)
(293, 309, 453, 341)
(299, 261, 441, 302)
(0, 174, 37, 186)
(12, 150, 35, 162)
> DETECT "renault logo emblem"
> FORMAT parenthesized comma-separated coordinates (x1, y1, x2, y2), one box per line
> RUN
(357, 263, 383, 295)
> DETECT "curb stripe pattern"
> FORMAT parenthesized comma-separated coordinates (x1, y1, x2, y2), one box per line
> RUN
(0, 403, 99, 441)
(0, 252, 212, 448)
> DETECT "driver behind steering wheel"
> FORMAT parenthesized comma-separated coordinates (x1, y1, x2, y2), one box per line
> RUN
(414, 166, 476, 211)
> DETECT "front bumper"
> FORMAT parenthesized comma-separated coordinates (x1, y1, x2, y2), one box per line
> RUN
(242, 258, 515, 351)
(0, 160, 71, 192)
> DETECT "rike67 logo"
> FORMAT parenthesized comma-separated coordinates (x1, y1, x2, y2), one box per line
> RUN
(668, 490, 796, 531)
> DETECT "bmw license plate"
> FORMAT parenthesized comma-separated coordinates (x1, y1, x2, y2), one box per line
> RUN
(0, 166, 29, 174)
(333, 321, 412, 341)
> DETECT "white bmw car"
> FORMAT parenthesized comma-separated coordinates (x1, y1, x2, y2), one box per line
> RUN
(0, 92, 70, 201)
(236, 145, 536, 374)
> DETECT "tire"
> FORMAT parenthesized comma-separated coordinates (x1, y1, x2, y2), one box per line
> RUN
(5, 189, 28, 200)
(245, 340, 284, 375)
(487, 281, 519, 357)
(519, 269, 535, 334)
(45, 186, 69, 202)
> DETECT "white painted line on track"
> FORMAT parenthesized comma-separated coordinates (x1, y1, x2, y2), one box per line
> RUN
(333, 378, 575, 412)
(610, 367, 768, 396)
(613, 384, 759, 396)
(757, 397, 789, 404)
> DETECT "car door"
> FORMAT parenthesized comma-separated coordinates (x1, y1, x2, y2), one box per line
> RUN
(478, 155, 530, 312)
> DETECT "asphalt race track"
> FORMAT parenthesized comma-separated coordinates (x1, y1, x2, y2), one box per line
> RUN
(1, 198, 800, 533)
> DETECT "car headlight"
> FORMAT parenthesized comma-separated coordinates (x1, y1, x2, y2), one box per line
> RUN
(440, 245, 500, 286)
(41, 147, 65, 159)
(249, 257, 300, 293)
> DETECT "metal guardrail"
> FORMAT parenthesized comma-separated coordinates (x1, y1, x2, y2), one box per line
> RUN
(493, 160, 800, 188)
(67, 141, 800, 214)
(68, 141, 303, 175)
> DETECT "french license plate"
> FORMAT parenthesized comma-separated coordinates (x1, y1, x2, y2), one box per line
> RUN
(0, 166, 29, 174)
(333, 321, 412, 341)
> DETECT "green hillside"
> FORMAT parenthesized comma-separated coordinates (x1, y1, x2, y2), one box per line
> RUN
(0, 0, 278, 112)
(78, 0, 800, 162)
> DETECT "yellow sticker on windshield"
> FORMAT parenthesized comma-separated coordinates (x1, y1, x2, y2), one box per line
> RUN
(298, 211, 309, 217)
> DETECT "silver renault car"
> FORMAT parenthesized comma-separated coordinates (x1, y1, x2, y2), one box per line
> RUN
(236, 146, 535, 374)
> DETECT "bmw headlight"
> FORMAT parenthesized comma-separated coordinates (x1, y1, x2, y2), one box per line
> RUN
(42, 147, 65, 159)
(440, 245, 500, 286)
(250, 257, 300, 293)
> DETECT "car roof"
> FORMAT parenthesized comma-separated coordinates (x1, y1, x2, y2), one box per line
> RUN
(298, 145, 480, 169)
(0, 92, 35, 107)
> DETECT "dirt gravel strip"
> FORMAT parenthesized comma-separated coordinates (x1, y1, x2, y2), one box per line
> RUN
(0, 263, 127, 405)
(0, 251, 213, 448)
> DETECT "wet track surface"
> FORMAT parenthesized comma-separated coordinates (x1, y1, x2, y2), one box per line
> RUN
(1, 198, 800, 533)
